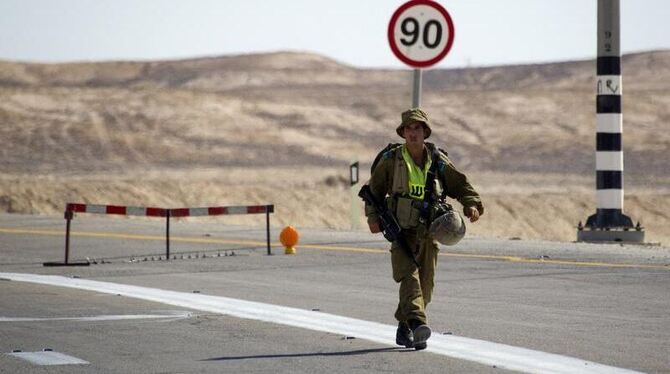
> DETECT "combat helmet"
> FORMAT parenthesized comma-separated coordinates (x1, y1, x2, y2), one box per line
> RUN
(429, 209, 465, 246)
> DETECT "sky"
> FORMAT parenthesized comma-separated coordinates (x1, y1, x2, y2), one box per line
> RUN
(0, 0, 668, 69)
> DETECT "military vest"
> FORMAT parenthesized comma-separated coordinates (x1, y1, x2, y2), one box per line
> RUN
(372, 142, 447, 200)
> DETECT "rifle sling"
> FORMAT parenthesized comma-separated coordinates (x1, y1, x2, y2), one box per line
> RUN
(421, 146, 440, 224)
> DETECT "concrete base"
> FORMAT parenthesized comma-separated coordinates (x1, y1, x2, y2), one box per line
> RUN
(577, 229, 645, 243)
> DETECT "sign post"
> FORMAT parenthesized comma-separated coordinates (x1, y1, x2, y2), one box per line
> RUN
(350, 161, 360, 229)
(412, 69, 422, 107)
(388, 0, 455, 107)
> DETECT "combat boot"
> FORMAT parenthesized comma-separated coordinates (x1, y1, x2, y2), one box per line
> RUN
(395, 321, 413, 348)
(408, 319, 431, 351)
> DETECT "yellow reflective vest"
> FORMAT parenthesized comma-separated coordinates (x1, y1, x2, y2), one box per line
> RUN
(401, 144, 431, 200)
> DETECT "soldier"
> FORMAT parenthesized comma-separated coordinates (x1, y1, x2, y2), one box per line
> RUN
(365, 108, 484, 350)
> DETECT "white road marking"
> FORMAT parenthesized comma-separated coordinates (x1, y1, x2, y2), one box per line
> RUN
(0, 311, 192, 322)
(7, 351, 89, 366)
(0, 272, 642, 374)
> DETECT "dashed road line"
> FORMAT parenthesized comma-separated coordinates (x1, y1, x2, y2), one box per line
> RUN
(0, 311, 192, 322)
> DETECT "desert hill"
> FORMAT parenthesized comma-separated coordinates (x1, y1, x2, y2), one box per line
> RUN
(1, 51, 668, 244)
(3, 50, 669, 91)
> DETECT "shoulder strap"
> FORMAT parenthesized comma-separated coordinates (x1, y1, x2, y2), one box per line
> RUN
(418, 144, 442, 224)
(426, 142, 449, 200)
(371, 143, 402, 173)
(423, 145, 440, 204)
(426, 142, 448, 157)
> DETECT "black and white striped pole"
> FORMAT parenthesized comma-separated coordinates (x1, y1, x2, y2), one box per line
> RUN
(577, 0, 643, 242)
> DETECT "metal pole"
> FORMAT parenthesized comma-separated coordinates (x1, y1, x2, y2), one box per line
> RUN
(577, 0, 643, 242)
(350, 185, 358, 230)
(165, 210, 170, 260)
(64, 210, 73, 264)
(412, 68, 422, 107)
(594, 0, 627, 227)
(266, 207, 271, 255)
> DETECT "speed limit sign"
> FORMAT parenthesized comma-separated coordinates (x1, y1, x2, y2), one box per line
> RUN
(388, 0, 455, 68)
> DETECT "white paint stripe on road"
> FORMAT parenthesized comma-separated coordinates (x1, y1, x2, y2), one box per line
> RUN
(0, 312, 192, 322)
(0, 272, 642, 374)
(8, 351, 89, 366)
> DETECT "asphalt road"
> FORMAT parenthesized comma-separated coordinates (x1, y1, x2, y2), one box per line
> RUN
(0, 213, 668, 373)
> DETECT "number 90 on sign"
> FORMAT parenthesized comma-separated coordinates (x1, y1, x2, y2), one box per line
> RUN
(388, 0, 455, 68)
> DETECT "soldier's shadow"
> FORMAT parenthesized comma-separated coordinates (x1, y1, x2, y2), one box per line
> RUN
(202, 347, 412, 361)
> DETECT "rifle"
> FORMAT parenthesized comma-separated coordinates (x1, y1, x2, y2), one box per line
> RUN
(358, 185, 419, 267)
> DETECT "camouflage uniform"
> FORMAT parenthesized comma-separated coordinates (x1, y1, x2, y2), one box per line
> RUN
(365, 109, 483, 326)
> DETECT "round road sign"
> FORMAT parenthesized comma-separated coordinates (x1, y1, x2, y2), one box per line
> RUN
(388, 0, 455, 68)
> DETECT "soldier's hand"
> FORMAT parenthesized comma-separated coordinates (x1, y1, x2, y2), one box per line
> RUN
(368, 221, 382, 233)
(464, 206, 480, 223)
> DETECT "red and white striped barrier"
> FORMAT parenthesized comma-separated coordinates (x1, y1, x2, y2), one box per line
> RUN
(169, 205, 272, 217)
(46, 203, 275, 267)
(66, 203, 167, 217)
(65, 203, 274, 217)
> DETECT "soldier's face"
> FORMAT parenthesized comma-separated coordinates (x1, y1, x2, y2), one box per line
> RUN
(403, 122, 426, 145)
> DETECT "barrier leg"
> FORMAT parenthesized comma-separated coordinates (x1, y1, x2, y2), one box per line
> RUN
(266, 208, 272, 255)
(64, 210, 73, 264)
(166, 210, 171, 260)
(43, 210, 89, 266)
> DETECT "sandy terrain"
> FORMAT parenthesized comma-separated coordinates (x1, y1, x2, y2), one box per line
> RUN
(0, 51, 668, 244)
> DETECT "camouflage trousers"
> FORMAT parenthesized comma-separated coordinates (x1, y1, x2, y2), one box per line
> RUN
(391, 229, 439, 324)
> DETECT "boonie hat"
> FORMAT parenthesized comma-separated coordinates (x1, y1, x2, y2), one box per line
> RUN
(396, 108, 432, 139)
